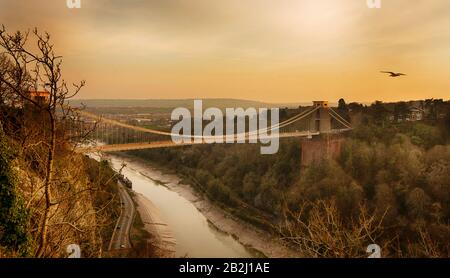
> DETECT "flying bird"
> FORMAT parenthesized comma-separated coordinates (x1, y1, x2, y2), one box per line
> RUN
(380, 71, 407, 77)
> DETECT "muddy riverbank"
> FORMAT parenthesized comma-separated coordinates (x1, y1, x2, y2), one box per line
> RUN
(110, 153, 300, 258)
(133, 193, 176, 257)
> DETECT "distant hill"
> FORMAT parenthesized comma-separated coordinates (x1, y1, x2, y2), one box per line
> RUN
(67, 99, 314, 109)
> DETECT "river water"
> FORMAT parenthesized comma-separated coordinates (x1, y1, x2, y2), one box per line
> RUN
(107, 155, 254, 258)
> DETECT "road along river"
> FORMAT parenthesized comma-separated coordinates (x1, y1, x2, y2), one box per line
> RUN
(107, 155, 258, 258)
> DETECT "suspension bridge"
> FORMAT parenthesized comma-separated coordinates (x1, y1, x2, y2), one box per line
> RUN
(69, 101, 352, 153)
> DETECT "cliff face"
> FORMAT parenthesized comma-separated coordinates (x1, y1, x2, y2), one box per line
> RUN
(0, 124, 120, 258)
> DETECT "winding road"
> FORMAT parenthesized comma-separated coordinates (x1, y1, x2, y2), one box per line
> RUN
(109, 182, 135, 250)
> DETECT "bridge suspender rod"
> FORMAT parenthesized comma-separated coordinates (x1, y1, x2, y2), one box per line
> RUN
(328, 111, 352, 129)
(245, 106, 320, 136)
(265, 106, 320, 131)
(328, 108, 352, 128)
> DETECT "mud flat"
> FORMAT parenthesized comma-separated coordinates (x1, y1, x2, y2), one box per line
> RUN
(134, 193, 176, 258)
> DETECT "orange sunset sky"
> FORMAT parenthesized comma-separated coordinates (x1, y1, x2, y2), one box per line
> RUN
(1, 0, 449, 103)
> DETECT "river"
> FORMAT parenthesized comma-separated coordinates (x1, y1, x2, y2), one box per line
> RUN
(107, 155, 255, 258)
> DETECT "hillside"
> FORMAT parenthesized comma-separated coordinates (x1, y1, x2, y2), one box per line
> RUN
(0, 118, 121, 257)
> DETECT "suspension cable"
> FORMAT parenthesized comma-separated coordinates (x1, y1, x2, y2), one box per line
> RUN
(329, 111, 352, 129)
(73, 105, 320, 140)
(328, 107, 352, 127)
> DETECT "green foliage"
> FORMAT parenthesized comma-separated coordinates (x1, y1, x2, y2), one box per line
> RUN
(403, 123, 443, 149)
(127, 114, 450, 257)
(207, 178, 233, 204)
(0, 124, 32, 256)
(337, 129, 450, 256)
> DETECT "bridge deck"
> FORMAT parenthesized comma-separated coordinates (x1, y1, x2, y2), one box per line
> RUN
(77, 131, 327, 153)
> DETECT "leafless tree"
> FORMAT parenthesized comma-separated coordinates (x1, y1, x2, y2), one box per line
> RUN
(0, 26, 85, 257)
(278, 199, 389, 258)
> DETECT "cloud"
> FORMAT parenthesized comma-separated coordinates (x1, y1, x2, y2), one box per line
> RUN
(1, 0, 449, 102)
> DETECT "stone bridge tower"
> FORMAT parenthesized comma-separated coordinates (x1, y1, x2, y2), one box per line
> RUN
(309, 101, 332, 133)
(302, 101, 343, 166)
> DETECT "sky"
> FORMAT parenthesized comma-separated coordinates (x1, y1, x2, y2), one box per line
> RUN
(1, 0, 449, 103)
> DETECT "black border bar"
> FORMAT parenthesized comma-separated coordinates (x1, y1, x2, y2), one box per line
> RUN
(0, 259, 449, 277)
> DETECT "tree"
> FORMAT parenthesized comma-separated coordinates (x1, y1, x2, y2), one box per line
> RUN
(371, 101, 390, 127)
(348, 102, 363, 113)
(278, 200, 387, 258)
(374, 183, 398, 223)
(443, 104, 450, 141)
(242, 172, 260, 203)
(0, 54, 11, 105)
(406, 188, 431, 219)
(0, 27, 85, 257)
(337, 98, 350, 122)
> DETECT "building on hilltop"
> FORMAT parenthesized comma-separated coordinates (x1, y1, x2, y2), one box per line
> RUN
(28, 91, 50, 104)
(407, 107, 425, 121)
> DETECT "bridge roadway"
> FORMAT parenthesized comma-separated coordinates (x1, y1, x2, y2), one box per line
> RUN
(78, 131, 324, 153)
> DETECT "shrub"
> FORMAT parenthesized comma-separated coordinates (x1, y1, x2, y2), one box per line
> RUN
(0, 124, 32, 256)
